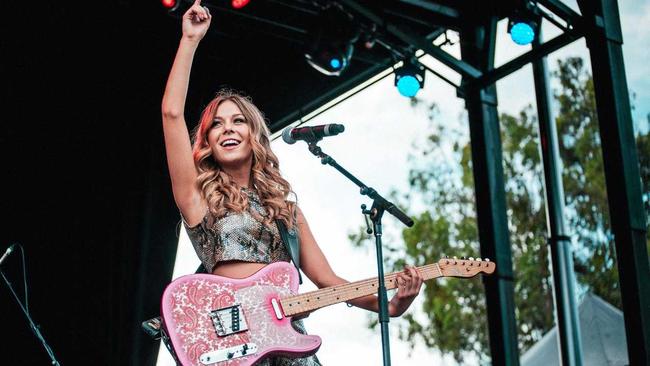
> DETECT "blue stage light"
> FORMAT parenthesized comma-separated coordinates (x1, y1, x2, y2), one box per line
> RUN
(510, 21, 535, 45)
(394, 58, 425, 98)
(330, 58, 342, 69)
(396, 75, 421, 97)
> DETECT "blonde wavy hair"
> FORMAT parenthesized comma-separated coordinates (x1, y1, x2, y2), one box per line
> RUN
(192, 90, 297, 229)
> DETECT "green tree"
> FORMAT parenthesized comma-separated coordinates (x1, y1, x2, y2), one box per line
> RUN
(350, 57, 650, 362)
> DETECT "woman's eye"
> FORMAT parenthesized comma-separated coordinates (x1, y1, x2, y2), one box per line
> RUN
(235, 118, 246, 124)
(212, 120, 222, 128)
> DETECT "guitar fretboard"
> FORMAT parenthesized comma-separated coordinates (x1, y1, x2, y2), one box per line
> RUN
(280, 263, 443, 317)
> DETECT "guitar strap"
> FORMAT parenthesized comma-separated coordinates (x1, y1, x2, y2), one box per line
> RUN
(275, 219, 303, 284)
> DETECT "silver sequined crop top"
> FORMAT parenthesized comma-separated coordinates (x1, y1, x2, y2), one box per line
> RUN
(183, 189, 292, 273)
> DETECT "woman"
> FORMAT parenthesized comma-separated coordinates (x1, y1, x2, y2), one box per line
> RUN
(161, 1, 423, 364)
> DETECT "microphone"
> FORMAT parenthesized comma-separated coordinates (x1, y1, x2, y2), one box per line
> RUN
(0, 244, 16, 266)
(282, 124, 345, 144)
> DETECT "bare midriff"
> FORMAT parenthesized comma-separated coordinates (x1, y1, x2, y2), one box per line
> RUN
(212, 260, 268, 279)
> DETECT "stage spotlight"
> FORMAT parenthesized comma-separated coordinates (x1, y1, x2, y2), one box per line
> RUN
(394, 59, 425, 98)
(163, 0, 193, 16)
(232, 0, 250, 9)
(508, 17, 537, 45)
(304, 5, 358, 76)
(161, 0, 178, 10)
(305, 45, 351, 76)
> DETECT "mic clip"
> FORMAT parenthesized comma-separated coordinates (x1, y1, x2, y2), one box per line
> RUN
(307, 143, 334, 165)
(301, 130, 323, 144)
(361, 204, 374, 235)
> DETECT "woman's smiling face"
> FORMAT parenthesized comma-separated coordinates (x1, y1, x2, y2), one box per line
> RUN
(207, 99, 253, 169)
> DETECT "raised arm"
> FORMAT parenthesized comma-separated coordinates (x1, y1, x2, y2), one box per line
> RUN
(161, 0, 212, 225)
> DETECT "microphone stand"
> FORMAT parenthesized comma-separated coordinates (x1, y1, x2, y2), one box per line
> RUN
(1, 259, 61, 365)
(305, 141, 413, 366)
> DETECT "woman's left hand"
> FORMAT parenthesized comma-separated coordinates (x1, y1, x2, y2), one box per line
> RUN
(388, 265, 424, 317)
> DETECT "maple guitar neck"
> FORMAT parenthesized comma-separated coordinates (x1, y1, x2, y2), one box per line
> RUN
(280, 257, 495, 317)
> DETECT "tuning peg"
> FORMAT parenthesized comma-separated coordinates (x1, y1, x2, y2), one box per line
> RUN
(469, 257, 475, 261)
(460, 256, 466, 260)
(477, 258, 483, 262)
(485, 258, 490, 262)
(453, 256, 457, 259)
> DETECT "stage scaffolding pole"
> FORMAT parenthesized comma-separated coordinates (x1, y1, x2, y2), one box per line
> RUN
(578, 0, 650, 364)
(460, 16, 520, 366)
(532, 32, 584, 366)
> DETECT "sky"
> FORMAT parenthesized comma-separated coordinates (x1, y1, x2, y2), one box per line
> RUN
(157, 1, 649, 365)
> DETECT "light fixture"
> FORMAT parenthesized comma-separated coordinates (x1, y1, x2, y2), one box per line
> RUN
(508, 17, 537, 45)
(232, 0, 250, 9)
(161, 0, 179, 11)
(507, 2, 539, 46)
(304, 5, 358, 76)
(162, 0, 193, 16)
(394, 58, 425, 98)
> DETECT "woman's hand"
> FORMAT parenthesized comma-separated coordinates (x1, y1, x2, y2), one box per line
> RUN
(388, 265, 424, 317)
(182, 0, 212, 42)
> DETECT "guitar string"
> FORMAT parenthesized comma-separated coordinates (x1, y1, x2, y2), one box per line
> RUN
(281, 263, 444, 315)
(304, 258, 490, 307)
(284, 263, 440, 309)
(282, 259, 490, 315)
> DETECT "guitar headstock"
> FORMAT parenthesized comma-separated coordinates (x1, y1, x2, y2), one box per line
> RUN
(438, 256, 496, 278)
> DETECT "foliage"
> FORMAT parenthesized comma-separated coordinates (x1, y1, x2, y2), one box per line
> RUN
(349, 57, 650, 362)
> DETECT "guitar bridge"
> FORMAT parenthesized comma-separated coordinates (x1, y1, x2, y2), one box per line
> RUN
(210, 304, 249, 336)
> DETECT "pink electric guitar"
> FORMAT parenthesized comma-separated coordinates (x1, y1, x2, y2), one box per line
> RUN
(160, 257, 495, 365)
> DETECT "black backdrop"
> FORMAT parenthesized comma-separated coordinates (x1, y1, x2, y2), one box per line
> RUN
(1, 2, 192, 364)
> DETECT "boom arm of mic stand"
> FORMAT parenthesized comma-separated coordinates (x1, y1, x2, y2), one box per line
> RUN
(306, 143, 414, 227)
(305, 141, 416, 366)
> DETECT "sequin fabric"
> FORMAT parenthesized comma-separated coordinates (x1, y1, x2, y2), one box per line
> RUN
(184, 189, 292, 273)
(183, 190, 322, 365)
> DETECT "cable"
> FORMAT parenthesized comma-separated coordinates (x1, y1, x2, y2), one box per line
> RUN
(18, 243, 29, 314)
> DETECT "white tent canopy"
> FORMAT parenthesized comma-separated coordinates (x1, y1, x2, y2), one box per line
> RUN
(521, 293, 629, 366)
